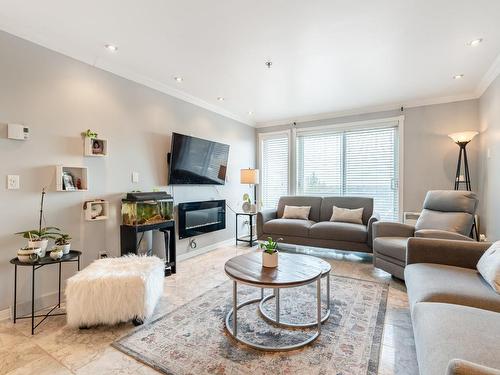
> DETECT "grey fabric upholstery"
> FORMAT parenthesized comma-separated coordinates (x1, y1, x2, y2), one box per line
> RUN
(412, 303, 500, 375)
(309, 222, 367, 243)
(405, 263, 500, 313)
(276, 196, 322, 222)
(257, 196, 377, 253)
(319, 197, 373, 224)
(415, 229, 474, 241)
(447, 359, 500, 375)
(373, 237, 408, 261)
(406, 238, 491, 270)
(372, 190, 479, 278)
(262, 219, 315, 238)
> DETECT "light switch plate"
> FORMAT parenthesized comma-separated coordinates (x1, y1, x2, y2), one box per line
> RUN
(132, 172, 139, 183)
(7, 175, 20, 189)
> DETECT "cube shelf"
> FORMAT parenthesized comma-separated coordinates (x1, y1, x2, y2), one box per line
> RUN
(55, 166, 88, 192)
(84, 137, 108, 157)
(84, 200, 109, 221)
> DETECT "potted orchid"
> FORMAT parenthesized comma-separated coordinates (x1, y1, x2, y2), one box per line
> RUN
(54, 233, 72, 255)
(260, 237, 282, 268)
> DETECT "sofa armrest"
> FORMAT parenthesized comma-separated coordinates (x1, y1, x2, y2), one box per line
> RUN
(415, 229, 474, 242)
(257, 209, 277, 237)
(447, 359, 500, 375)
(406, 238, 492, 269)
(373, 221, 415, 239)
(367, 212, 381, 248)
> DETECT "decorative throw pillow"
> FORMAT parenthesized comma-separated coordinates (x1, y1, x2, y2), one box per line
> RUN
(330, 206, 364, 225)
(477, 241, 500, 293)
(282, 205, 311, 220)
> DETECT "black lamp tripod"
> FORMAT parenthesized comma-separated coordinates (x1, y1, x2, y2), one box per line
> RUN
(453, 141, 472, 191)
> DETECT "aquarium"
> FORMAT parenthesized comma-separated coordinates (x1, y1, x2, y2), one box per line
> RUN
(121, 192, 174, 226)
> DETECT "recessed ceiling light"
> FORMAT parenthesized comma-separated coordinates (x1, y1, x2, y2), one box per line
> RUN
(217, 97, 225, 101)
(453, 74, 464, 80)
(104, 44, 118, 52)
(247, 111, 253, 115)
(174, 76, 183, 82)
(467, 38, 483, 46)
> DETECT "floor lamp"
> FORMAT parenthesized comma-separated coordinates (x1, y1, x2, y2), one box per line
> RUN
(240, 168, 260, 211)
(448, 131, 478, 191)
(448, 131, 478, 238)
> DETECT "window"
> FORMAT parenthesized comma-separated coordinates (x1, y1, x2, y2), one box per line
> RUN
(259, 119, 401, 221)
(259, 133, 289, 209)
(296, 125, 399, 221)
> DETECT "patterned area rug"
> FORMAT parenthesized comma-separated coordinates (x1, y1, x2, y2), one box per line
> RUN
(113, 276, 388, 375)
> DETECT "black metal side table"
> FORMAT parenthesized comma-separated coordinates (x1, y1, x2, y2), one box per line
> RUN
(10, 250, 81, 334)
(235, 212, 257, 247)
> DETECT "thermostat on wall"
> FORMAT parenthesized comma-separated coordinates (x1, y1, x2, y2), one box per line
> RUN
(8, 123, 29, 140)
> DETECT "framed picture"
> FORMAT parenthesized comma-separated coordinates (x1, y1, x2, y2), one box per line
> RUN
(92, 139, 104, 155)
(62, 172, 76, 191)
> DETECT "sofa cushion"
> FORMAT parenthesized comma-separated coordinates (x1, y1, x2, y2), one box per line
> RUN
(320, 197, 373, 224)
(309, 222, 367, 243)
(415, 209, 474, 236)
(405, 263, 500, 313)
(373, 237, 408, 261)
(263, 219, 315, 238)
(277, 196, 322, 222)
(413, 302, 500, 375)
(282, 205, 311, 220)
(477, 241, 500, 293)
(421, 190, 478, 214)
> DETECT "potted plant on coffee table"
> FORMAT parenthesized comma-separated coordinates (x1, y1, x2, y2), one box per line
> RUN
(55, 233, 72, 255)
(260, 237, 282, 268)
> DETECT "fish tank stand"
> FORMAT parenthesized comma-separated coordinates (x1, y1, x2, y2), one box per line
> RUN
(120, 192, 176, 276)
(120, 221, 176, 276)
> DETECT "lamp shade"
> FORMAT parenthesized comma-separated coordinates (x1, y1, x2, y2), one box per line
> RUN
(448, 131, 478, 144)
(240, 168, 259, 184)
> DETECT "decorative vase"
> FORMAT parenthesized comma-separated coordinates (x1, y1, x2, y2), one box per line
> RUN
(17, 247, 42, 263)
(28, 239, 49, 257)
(50, 247, 64, 260)
(262, 251, 278, 268)
(60, 243, 71, 255)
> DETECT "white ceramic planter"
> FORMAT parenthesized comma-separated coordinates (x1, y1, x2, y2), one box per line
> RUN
(262, 251, 278, 268)
(60, 243, 71, 255)
(17, 247, 42, 263)
(28, 239, 49, 257)
(50, 248, 64, 260)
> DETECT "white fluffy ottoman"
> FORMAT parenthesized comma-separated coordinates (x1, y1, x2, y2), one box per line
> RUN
(65, 255, 164, 328)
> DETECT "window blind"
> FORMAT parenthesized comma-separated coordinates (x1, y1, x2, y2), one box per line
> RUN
(260, 134, 289, 209)
(295, 125, 399, 221)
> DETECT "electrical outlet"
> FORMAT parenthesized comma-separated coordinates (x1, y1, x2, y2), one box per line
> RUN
(99, 251, 108, 259)
(7, 175, 20, 190)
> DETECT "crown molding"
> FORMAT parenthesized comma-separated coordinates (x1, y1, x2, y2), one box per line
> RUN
(255, 92, 478, 128)
(475, 52, 500, 97)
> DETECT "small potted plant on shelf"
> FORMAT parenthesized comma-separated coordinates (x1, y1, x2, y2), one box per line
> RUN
(17, 237, 42, 263)
(16, 227, 61, 258)
(260, 237, 282, 268)
(55, 233, 72, 255)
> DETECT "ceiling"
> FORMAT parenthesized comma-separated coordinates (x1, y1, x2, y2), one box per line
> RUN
(1, 0, 499, 127)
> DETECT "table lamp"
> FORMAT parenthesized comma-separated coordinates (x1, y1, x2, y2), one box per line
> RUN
(240, 168, 259, 212)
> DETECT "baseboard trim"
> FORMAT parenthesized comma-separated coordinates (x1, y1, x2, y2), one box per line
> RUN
(0, 308, 10, 321)
(177, 238, 235, 262)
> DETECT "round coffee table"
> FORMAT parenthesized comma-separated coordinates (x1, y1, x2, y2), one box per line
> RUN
(224, 252, 330, 351)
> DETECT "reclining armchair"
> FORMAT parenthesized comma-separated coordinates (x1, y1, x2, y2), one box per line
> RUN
(372, 190, 478, 279)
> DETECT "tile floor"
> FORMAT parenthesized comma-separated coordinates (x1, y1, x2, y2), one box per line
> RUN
(0, 244, 419, 375)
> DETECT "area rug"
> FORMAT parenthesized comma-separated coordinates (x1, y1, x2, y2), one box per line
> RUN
(113, 276, 388, 375)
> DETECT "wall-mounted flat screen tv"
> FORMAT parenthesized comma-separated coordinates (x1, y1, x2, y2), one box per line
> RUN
(168, 133, 230, 185)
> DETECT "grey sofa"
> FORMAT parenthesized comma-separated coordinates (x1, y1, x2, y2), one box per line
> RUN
(405, 238, 500, 375)
(257, 196, 379, 252)
(373, 190, 478, 279)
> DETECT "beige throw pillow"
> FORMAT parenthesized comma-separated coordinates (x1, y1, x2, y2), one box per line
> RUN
(477, 241, 500, 293)
(282, 205, 311, 220)
(330, 206, 364, 225)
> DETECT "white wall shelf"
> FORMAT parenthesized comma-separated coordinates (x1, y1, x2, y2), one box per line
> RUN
(84, 137, 108, 157)
(55, 165, 88, 191)
(84, 200, 109, 221)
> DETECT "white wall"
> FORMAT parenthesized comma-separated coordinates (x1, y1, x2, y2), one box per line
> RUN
(478, 75, 500, 241)
(256, 100, 480, 214)
(0, 31, 256, 312)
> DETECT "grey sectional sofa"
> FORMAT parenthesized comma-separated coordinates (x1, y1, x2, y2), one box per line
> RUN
(404, 238, 500, 375)
(257, 196, 379, 252)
